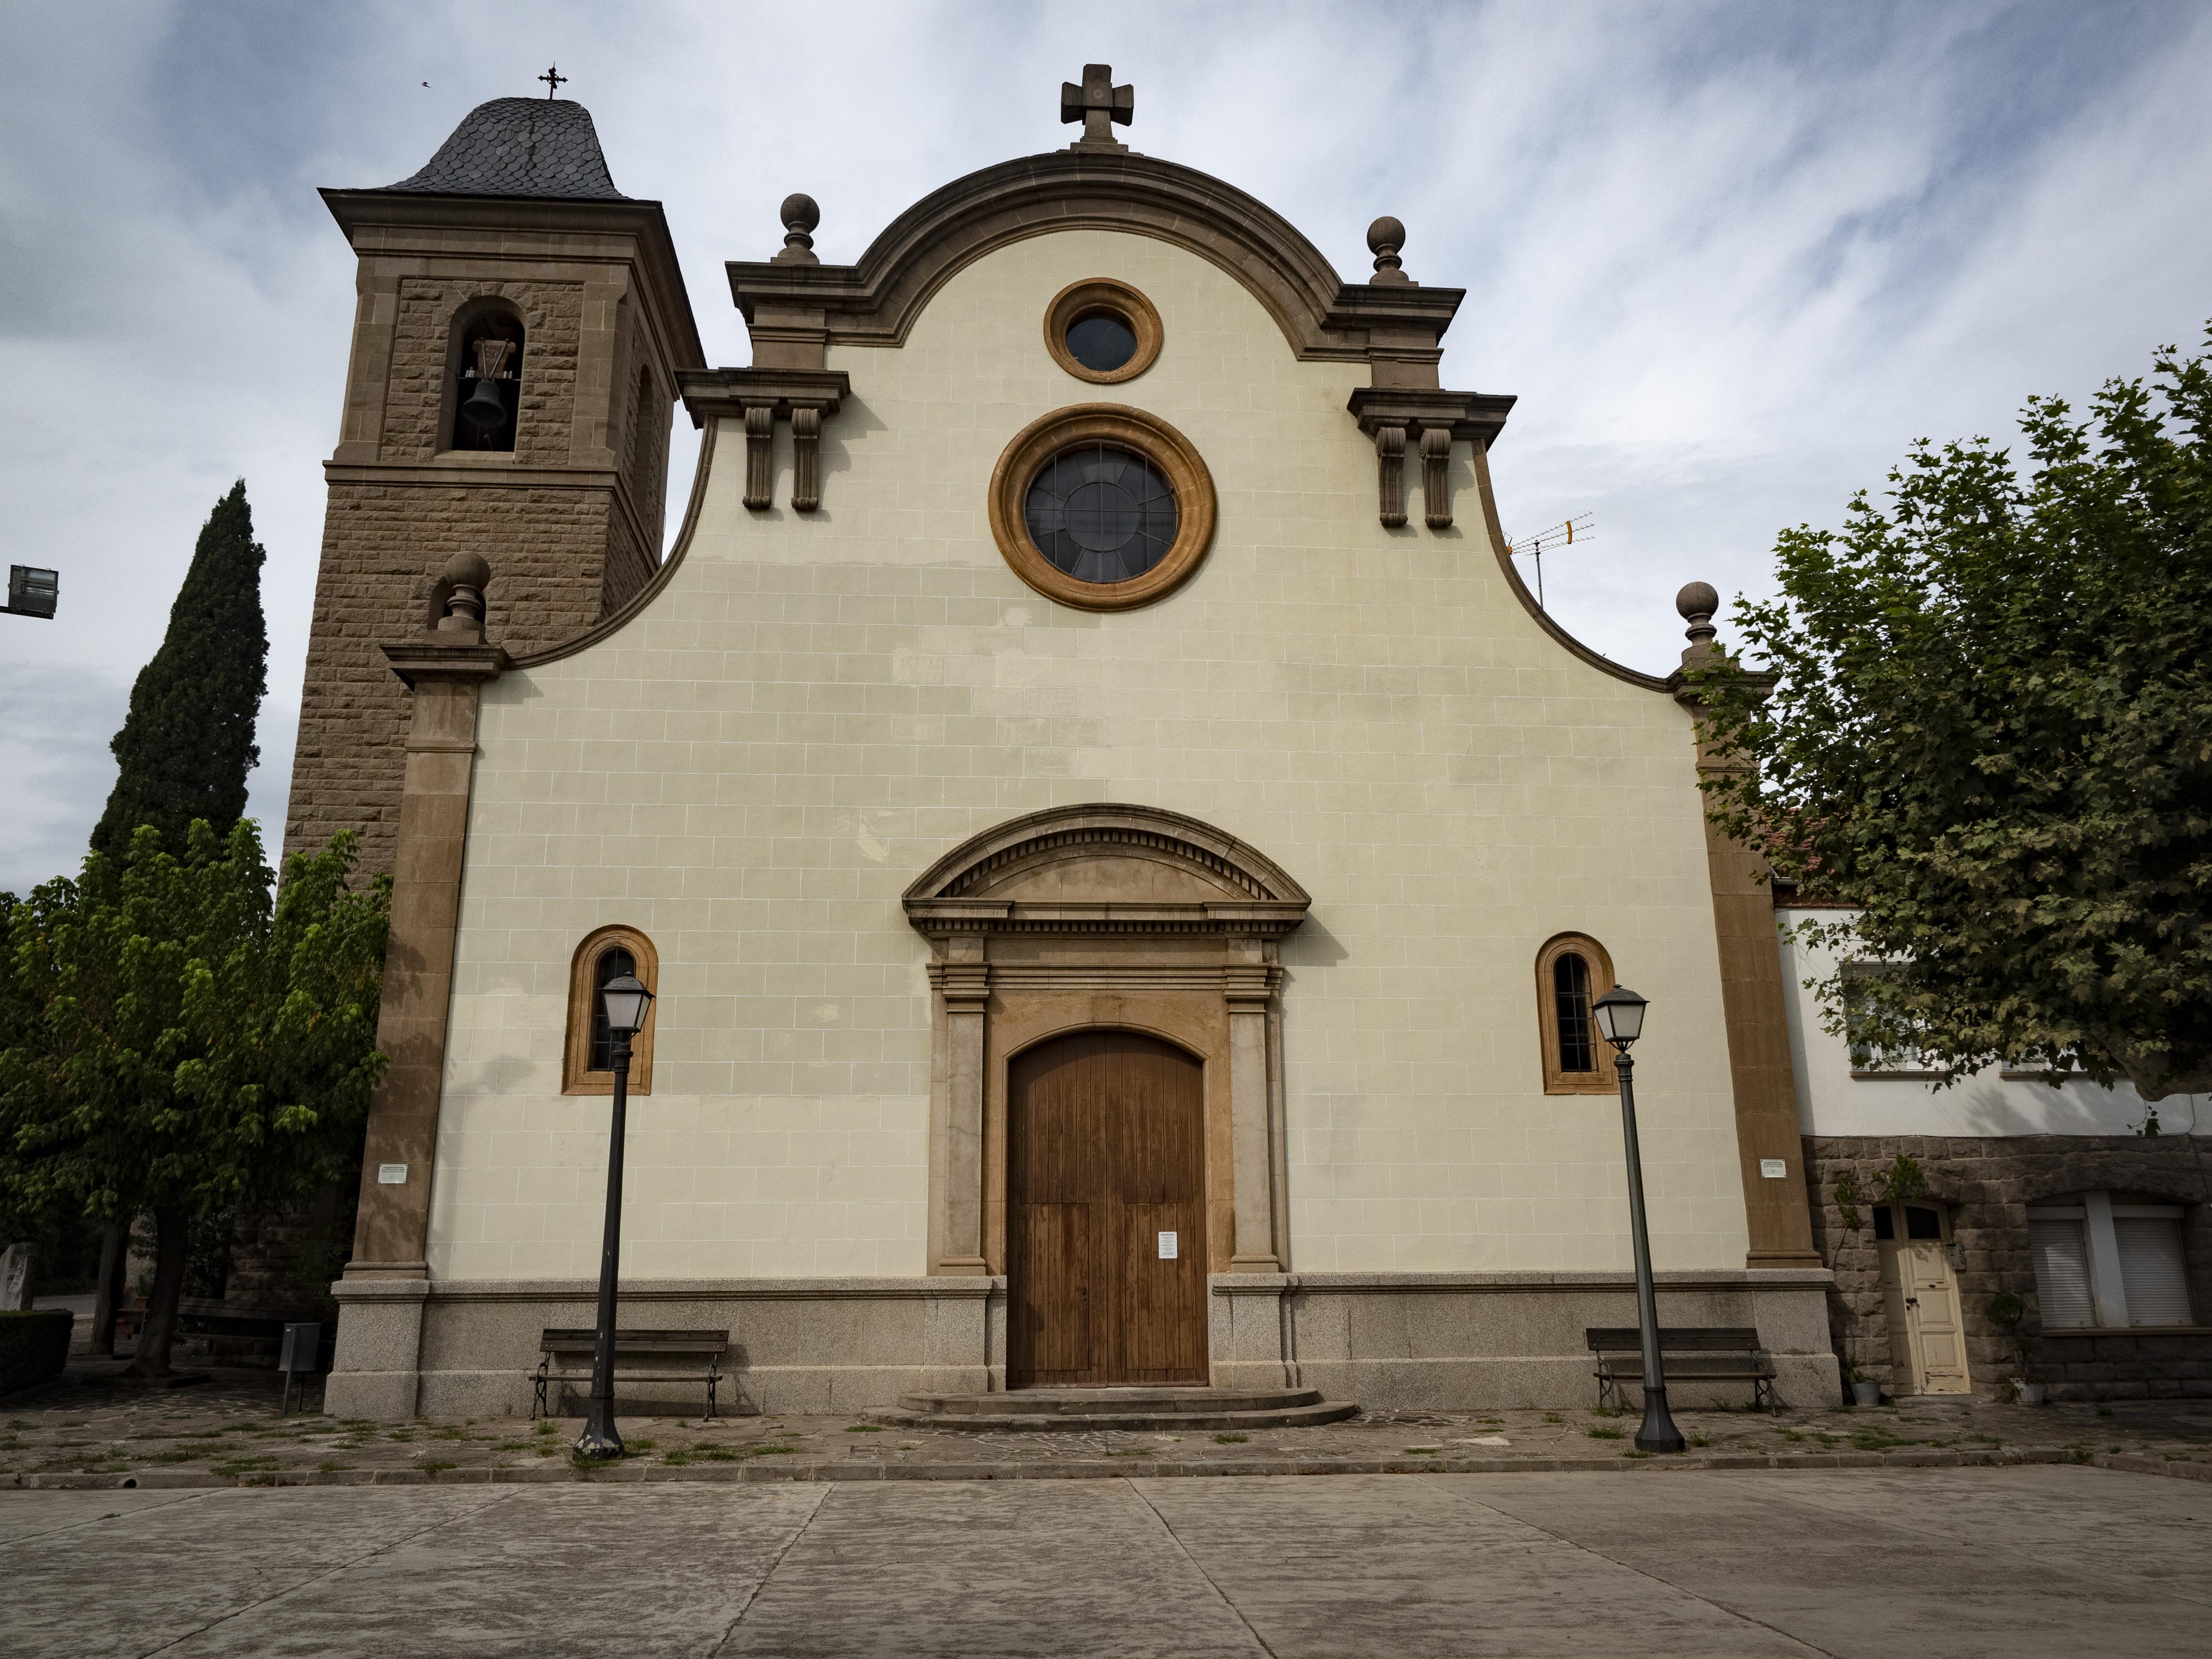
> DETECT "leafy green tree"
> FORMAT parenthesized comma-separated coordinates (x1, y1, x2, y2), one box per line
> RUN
(0, 822, 388, 1374)
(1691, 329, 2212, 1101)
(90, 481, 268, 868)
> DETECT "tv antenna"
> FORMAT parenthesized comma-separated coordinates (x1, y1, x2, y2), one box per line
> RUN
(1505, 514, 1592, 609)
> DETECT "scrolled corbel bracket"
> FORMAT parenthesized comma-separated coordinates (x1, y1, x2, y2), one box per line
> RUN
(1374, 424, 1407, 529)
(742, 406, 775, 510)
(678, 367, 853, 513)
(1419, 427, 1453, 529)
(1346, 388, 1516, 532)
(791, 406, 823, 512)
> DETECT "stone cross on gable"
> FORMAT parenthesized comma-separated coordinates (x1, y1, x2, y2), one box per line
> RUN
(1061, 64, 1133, 152)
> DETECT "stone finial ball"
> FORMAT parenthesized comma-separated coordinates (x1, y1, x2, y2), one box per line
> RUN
(1676, 580, 1720, 620)
(780, 193, 821, 233)
(443, 551, 492, 591)
(1366, 215, 1405, 255)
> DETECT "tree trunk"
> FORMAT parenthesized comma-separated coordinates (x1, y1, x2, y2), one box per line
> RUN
(89, 1218, 129, 1359)
(126, 1207, 189, 1378)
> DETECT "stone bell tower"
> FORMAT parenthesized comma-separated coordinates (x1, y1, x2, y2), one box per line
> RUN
(285, 96, 704, 875)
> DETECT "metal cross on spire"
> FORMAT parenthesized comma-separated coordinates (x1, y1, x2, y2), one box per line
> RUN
(539, 64, 567, 100)
(1061, 64, 1132, 152)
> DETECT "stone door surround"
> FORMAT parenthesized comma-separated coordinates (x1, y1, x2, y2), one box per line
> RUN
(903, 804, 1311, 1283)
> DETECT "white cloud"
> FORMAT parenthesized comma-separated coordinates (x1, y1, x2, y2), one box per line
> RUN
(3, 0, 2207, 893)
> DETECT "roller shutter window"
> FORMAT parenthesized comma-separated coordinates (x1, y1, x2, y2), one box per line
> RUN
(2115, 1216, 2193, 1326)
(2029, 1219, 2095, 1328)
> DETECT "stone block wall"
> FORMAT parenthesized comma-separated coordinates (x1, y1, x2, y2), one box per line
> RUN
(284, 264, 673, 877)
(1802, 1133, 2212, 1400)
(285, 483, 627, 876)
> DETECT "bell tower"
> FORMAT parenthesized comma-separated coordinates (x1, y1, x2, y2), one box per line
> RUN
(286, 96, 703, 874)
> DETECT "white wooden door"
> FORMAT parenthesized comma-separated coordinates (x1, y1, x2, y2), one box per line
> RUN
(1878, 1203, 1971, 1394)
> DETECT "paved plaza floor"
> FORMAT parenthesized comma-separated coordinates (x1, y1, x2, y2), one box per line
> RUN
(3, 1465, 2203, 1657)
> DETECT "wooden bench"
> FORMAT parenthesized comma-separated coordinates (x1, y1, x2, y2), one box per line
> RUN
(1587, 1326, 1777, 1413)
(531, 1329, 730, 1422)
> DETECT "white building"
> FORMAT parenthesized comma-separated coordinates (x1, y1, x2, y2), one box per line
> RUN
(1780, 904, 2209, 1400)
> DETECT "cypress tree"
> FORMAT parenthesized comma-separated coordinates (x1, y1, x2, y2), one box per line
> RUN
(90, 480, 269, 866)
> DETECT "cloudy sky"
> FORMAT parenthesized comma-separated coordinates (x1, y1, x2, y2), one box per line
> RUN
(3, 0, 2208, 895)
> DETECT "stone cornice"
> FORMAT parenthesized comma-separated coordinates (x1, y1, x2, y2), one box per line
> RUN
(323, 461, 624, 489)
(320, 187, 705, 371)
(905, 900, 1311, 940)
(1667, 661, 1779, 704)
(1346, 387, 1517, 449)
(380, 638, 509, 690)
(675, 367, 851, 425)
(333, 1275, 1004, 1303)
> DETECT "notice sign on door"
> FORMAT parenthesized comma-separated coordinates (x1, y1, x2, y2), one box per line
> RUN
(1157, 1231, 1178, 1260)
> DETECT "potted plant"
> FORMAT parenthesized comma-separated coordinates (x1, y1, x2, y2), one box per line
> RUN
(1987, 1292, 2045, 1405)
(1843, 1363, 1881, 1407)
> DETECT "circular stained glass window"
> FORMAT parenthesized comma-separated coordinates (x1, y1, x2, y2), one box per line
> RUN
(1064, 311, 1138, 374)
(1022, 443, 1181, 586)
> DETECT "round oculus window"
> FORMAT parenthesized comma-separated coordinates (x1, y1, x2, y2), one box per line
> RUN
(1023, 444, 1180, 586)
(1063, 312, 1139, 374)
(988, 404, 1215, 611)
(1043, 279, 1163, 384)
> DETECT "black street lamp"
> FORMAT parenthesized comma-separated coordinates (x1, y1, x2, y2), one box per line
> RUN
(575, 971, 654, 1460)
(1593, 984, 1686, 1455)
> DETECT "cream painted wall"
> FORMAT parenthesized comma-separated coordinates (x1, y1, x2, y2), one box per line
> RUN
(1776, 909, 2205, 1139)
(427, 226, 1753, 1281)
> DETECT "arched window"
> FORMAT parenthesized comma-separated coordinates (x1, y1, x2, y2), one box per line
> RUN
(1535, 933, 1618, 1095)
(563, 925, 658, 1094)
(448, 302, 525, 453)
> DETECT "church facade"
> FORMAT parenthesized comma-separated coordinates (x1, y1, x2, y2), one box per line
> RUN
(308, 76, 1835, 1420)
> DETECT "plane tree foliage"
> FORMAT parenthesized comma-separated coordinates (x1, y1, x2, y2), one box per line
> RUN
(1690, 330, 2212, 1101)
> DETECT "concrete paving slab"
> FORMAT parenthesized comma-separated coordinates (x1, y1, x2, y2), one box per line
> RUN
(0, 1487, 506, 1659)
(155, 1485, 827, 1658)
(1719, 1464, 2212, 1608)
(720, 1479, 1268, 1659)
(1136, 1473, 1805, 1658)
(2, 1466, 2203, 1658)
(1444, 1467, 2208, 1659)
(0, 1487, 212, 1545)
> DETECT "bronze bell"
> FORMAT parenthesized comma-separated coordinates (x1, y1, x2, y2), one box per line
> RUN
(459, 374, 507, 433)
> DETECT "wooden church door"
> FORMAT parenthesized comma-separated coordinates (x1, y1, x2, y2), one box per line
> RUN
(1007, 1031, 1208, 1388)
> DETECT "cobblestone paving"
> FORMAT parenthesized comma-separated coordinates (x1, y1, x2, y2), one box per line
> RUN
(5, 1366, 2210, 1488)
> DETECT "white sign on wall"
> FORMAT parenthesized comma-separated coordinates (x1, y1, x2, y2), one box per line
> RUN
(1157, 1231, 1178, 1260)
(377, 1163, 408, 1185)
(1759, 1159, 1788, 1179)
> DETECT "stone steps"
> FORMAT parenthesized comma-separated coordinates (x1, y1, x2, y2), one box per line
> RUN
(870, 1386, 1361, 1433)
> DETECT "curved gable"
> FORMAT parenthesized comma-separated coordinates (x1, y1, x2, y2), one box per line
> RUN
(727, 151, 1464, 369)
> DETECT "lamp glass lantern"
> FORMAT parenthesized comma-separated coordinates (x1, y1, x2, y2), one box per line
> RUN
(1592, 984, 1647, 1050)
(600, 973, 653, 1038)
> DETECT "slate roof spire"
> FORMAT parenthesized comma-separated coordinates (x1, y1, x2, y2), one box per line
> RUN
(388, 97, 628, 200)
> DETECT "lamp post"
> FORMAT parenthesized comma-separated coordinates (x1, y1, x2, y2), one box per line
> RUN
(575, 972, 654, 1460)
(1593, 984, 1686, 1455)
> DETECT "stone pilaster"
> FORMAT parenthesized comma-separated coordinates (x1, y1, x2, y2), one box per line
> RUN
(325, 560, 506, 1421)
